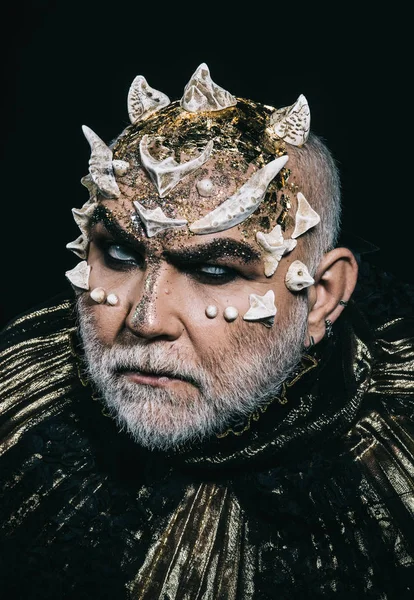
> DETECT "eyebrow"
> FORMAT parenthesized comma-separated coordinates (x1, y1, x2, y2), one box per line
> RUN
(91, 205, 147, 253)
(165, 238, 260, 264)
(90, 205, 261, 264)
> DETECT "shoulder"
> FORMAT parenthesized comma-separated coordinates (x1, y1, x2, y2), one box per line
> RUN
(342, 308, 414, 502)
(0, 291, 76, 347)
(0, 292, 80, 433)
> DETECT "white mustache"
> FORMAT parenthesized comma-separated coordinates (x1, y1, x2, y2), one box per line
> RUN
(101, 344, 206, 389)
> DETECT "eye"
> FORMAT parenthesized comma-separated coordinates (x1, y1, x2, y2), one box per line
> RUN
(107, 244, 137, 262)
(190, 263, 238, 284)
(200, 265, 229, 276)
(103, 243, 143, 270)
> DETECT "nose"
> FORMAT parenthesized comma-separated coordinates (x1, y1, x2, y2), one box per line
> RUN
(125, 264, 185, 341)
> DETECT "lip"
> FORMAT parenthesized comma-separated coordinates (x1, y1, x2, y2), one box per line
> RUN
(122, 371, 187, 388)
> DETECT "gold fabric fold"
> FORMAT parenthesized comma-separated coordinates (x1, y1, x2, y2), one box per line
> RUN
(129, 483, 254, 600)
(0, 300, 77, 456)
(369, 318, 414, 396)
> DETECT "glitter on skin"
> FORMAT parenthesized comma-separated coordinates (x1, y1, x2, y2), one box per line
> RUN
(131, 264, 162, 328)
(90, 205, 263, 270)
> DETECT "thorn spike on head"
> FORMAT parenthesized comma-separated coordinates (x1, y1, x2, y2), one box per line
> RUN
(132, 201, 187, 237)
(139, 136, 213, 197)
(66, 235, 88, 259)
(127, 75, 170, 123)
(266, 95, 311, 147)
(81, 125, 120, 199)
(189, 154, 289, 235)
(180, 62, 237, 113)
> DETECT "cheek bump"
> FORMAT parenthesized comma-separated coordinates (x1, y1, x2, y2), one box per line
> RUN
(205, 305, 218, 319)
(90, 287, 107, 304)
(223, 306, 239, 322)
(106, 293, 119, 306)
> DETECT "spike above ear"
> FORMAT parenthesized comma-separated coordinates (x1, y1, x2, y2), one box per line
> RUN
(285, 260, 315, 292)
(291, 192, 320, 239)
(180, 63, 237, 113)
(265, 94, 310, 147)
(82, 125, 120, 198)
(128, 75, 170, 124)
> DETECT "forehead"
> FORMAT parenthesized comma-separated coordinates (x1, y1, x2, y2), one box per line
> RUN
(87, 100, 304, 251)
(101, 154, 297, 248)
(110, 99, 296, 228)
(114, 154, 257, 219)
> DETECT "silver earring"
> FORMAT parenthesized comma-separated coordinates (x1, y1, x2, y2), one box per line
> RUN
(324, 319, 333, 338)
(339, 300, 349, 307)
(205, 305, 218, 318)
(303, 334, 315, 351)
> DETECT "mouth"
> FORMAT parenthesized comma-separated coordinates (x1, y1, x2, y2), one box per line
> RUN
(115, 367, 198, 389)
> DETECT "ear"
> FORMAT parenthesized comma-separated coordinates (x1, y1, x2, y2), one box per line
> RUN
(306, 247, 358, 345)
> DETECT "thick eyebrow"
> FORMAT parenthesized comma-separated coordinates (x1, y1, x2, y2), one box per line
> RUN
(163, 238, 260, 265)
(90, 204, 261, 264)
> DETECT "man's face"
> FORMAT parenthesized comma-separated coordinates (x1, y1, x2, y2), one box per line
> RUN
(77, 166, 309, 451)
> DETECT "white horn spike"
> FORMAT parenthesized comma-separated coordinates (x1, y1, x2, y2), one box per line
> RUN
(180, 63, 237, 113)
(291, 192, 320, 239)
(133, 201, 188, 237)
(139, 135, 214, 198)
(80, 174, 98, 202)
(82, 125, 120, 198)
(71, 200, 96, 240)
(267, 94, 310, 147)
(243, 290, 277, 324)
(256, 224, 297, 277)
(189, 155, 289, 235)
(66, 235, 89, 259)
(65, 260, 91, 291)
(285, 260, 315, 292)
(128, 75, 170, 124)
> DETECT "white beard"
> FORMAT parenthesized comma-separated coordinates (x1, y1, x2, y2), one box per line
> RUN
(76, 296, 308, 451)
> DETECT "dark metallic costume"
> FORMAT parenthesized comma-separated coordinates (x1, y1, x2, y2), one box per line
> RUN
(1, 267, 414, 599)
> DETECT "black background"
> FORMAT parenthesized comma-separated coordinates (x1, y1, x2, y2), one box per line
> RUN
(1, 2, 411, 328)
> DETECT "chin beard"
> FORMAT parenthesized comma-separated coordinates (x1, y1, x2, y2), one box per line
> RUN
(76, 296, 308, 451)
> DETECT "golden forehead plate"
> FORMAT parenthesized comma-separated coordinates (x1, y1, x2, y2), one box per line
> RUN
(113, 99, 279, 166)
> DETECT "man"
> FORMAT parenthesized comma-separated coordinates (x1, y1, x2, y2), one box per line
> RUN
(1, 63, 413, 599)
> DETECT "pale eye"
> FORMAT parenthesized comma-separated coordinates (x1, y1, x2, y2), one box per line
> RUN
(107, 244, 136, 262)
(200, 265, 229, 276)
